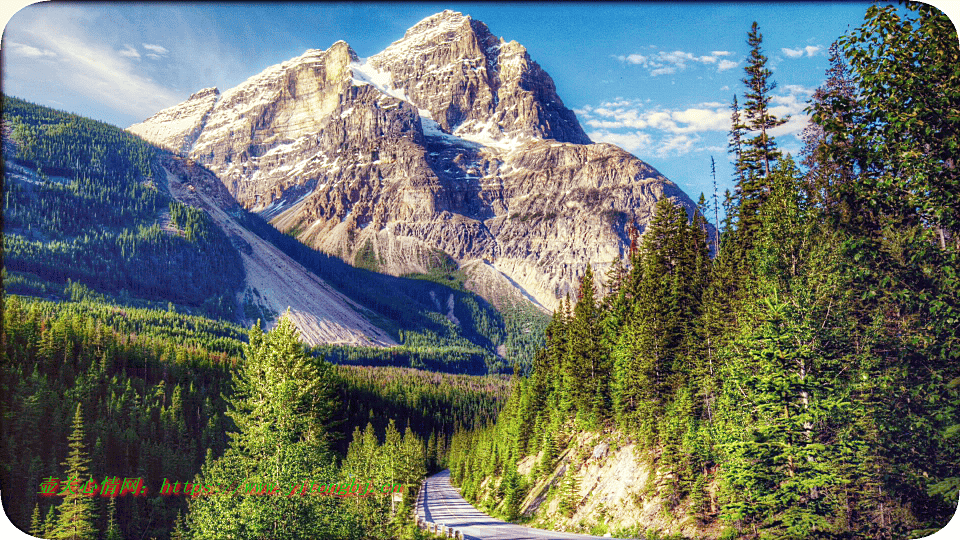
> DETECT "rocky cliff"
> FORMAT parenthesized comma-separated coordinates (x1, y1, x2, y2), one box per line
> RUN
(129, 10, 704, 311)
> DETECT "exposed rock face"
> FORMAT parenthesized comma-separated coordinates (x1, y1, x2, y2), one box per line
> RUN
(159, 154, 397, 347)
(129, 10, 705, 311)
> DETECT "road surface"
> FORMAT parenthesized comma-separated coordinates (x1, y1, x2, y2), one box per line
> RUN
(417, 470, 608, 540)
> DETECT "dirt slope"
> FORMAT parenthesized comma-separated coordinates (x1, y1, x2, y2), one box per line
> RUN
(162, 157, 397, 347)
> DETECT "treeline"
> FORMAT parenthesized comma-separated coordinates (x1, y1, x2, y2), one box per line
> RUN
(312, 344, 494, 375)
(3, 96, 245, 321)
(449, 6, 959, 539)
(1, 295, 506, 539)
(336, 365, 509, 456)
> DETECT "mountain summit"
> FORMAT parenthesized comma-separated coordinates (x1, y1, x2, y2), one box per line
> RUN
(129, 11, 703, 311)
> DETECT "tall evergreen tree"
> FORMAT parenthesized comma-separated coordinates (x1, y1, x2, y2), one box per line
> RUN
(741, 22, 787, 179)
(29, 503, 43, 538)
(563, 265, 606, 425)
(738, 22, 788, 239)
(728, 95, 748, 194)
(53, 404, 97, 540)
(186, 316, 356, 539)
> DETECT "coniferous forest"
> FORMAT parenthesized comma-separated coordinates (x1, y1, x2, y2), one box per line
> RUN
(2, 2, 959, 540)
(2, 84, 511, 538)
(448, 5, 960, 539)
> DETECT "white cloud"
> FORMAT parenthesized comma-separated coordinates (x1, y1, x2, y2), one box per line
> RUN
(616, 48, 734, 76)
(650, 66, 677, 76)
(581, 99, 729, 134)
(118, 44, 140, 58)
(142, 43, 168, 55)
(617, 53, 648, 65)
(580, 84, 816, 159)
(657, 134, 699, 157)
(7, 41, 57, 59)
(717, 59, 738, 72)
(768, 85, 815, 138)
(588, 130, 653, 154)
(782, 45, 823, 58)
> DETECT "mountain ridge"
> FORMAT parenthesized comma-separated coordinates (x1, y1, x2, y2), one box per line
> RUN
(129, 10, 709, 311)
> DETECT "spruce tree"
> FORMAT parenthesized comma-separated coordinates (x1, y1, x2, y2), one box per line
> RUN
(738, 22, 787, 238)
(563, 265, 606, 425)
(29, 503, 43, 538)
(43, 505, 58, 539)
(53, 404, 97, 540)
(728, 95, 748, 194)
(742, 22, 787, 179)
(104, 498, 122, 540)
(186, 316, 356, 540)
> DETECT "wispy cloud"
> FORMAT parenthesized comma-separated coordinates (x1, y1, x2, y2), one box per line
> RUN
(616, 48, 737, 76)
(118, 44, 140, 58)
(7, 11, 181, 120)
(769, 85, 815, 138)
(143, 43, 168, 55)
(6, 41, 57, 59)
(781, 45, 823, 58)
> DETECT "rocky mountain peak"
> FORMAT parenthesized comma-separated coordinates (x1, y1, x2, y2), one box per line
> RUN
(189, 87, 220, 100)
(361, 11, 588, 146)
(128, 12, 707, 311)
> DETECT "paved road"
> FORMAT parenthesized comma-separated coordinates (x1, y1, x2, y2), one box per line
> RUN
(417, 470, 607, 540)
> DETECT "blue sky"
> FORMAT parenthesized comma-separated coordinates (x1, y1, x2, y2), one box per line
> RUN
(0, 1, 932, 209)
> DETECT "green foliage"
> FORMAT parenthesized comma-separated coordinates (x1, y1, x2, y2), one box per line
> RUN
(186, 316, 359, 539)
(341, 420, 428, 539)
(447, 7, 960, 538)
(2, 294, 497, 539)
(354, 237, 381, 272)
(335, 364, 508, 457)
(312, 344, 495, 375)
(731, 22, 788, 240)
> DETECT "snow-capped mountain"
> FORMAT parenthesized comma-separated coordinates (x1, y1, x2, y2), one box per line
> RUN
(129, 10, 703, 311)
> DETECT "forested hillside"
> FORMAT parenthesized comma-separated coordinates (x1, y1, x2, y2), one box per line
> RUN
(448, 5, 960, 539)
(3, 97, 245, 320)
(3, 95, 548, 369)
(0, 295, 508, 538)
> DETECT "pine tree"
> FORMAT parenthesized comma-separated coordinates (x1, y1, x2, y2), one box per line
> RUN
(186, 316, 356, 540)
(563, 264, 607, 425)
(741, 22, 787, 179)
(53, 404, 97, 540)
(104, 498, 122, 540)
(738, 22, 788, 238)
(170, 511, 185, 540)
(43, 505, 58, 539)
(728, 95, 748, 194)
(802, 42, 858, 212)
(29, 503, 43, 538)
(559, 461, 580, 518)
(426, 431, 437, 472)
